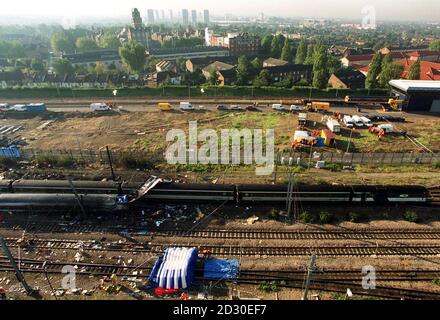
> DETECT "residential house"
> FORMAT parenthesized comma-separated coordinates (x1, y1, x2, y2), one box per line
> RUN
(146, 71, 181, 87)
(328, 69, 366, 89)
(263, 58, 288, 68)
(156, 60, 177, 73)
(264, 64, 313, 84)
(0, 71, 24, 87)
(217, 68, 237, 86)
(202, 61, 235, 80)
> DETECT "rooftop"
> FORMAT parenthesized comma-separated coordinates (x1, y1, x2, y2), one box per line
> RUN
(389, 80, 440, 92)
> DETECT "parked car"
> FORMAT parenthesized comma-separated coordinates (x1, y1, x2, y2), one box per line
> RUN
(180, 102, 194, 111)
(290, 105, 305, 112)
(90, 103, 111, 112)
(0, 103, 10, 111)
(230, 105, 245, 111)
(272, 104, 285, 111)
(217, 105, 229, 111)
(246, 106, 259, 112)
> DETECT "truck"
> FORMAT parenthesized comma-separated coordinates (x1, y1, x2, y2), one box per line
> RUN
(90, 103, 111, 112)
(180, 102, 194, 111)
(11, 103, 47, 113)
(327, 118, 341, 133)
(307, 102, 330, 112)
(298, 113, 308, 126)
(343, 115, 354, 128)
(158, 103, 173, 111)
(351, 115, 364, 128)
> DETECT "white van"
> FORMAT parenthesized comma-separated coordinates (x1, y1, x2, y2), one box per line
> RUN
(377, 124, 394, 133)
(352, 115, 364, 128)
(360, 116, 373, 127)
(290, 105, 305, 112)
(90, 103, 111, 111)
(180, 102, 194, 111)
(272, 104, 285, 111)
(343, 115, 354, 128)
(327, 118, 341, 133)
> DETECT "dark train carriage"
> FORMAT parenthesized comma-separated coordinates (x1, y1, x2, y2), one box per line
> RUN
(142, 183, 236, 202)
(11, 180, 122, 194)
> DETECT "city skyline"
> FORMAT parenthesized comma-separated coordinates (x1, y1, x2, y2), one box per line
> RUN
(0, 0, 439, 22)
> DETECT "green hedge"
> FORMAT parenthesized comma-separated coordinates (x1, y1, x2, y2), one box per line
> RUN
(0, 85, 389, 99)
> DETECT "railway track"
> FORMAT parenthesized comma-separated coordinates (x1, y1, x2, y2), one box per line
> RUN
(4, 237, 440, 257)
(4, 220, 440, 240)
(1, 257, 439, 300)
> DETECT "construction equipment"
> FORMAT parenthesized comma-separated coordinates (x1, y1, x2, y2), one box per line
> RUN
(306, 101, 330, 112)
(382, 98, 404, 112)
(158, 103, 173, 111)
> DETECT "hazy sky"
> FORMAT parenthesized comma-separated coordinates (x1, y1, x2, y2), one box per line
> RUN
(1, 0, 440, 21)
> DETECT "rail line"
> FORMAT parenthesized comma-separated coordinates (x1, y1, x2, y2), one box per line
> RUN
(4, 220, 440, 240)
(4, 238, 440, 257)
(1, 257, 439, 300)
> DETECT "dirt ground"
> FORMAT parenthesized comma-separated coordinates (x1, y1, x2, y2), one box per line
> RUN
(8, 107, 439, 153)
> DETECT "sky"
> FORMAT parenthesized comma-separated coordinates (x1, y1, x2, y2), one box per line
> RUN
(0, 0, 439, 21)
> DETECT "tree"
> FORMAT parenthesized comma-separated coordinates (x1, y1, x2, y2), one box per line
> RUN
(327, 55, 342, 74)
(52, 58, 74, 75)
(365, 52, 383, 89)
(270, 34, 285, 58)
(408, 60, 421, 80)
(304, 44, 315, 65)
(236, 56, 251, 85)
(253, 69, 271, 87)
(30, 59, 46, 73)
(207, 69, 219, 85)
(380, 63, 404, 88)
(98, 34, 121, 49)
(94, 62, 106, 75)
(379, 53, 393, 87)
(295, 40, 307, 64)
(251, 57, 263, 71)
(187, 68, 205, 85)
(261, 35, 274, 55)
(76, 37, 98, 51)
(281, 38, 292, 62)
(175, 57, 187, 73)
(312, 46, 329, 89)
(50, 32, 75, 54)
(429, 40, 440, 51)
(119, 41, 146, 74)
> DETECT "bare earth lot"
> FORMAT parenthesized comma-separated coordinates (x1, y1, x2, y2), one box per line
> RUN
(9, 107, 440, 153)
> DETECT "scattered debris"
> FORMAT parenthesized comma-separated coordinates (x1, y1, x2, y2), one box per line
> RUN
(246, 216, 260, 225)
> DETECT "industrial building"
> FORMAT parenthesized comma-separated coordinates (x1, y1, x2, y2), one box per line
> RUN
(389, 80, 440, 113)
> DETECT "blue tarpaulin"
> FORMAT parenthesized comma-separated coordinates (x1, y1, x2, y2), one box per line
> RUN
(203, 258, 239, 280)
(0, 147, 20, 158)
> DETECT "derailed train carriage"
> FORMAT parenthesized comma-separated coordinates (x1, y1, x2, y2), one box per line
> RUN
(142, 182, 432, 205)
(0, 179, 433, 210)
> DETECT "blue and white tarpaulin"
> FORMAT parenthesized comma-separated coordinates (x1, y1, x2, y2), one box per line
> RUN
(149, 247, 198, 290)
(203, 258, 239, 280)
